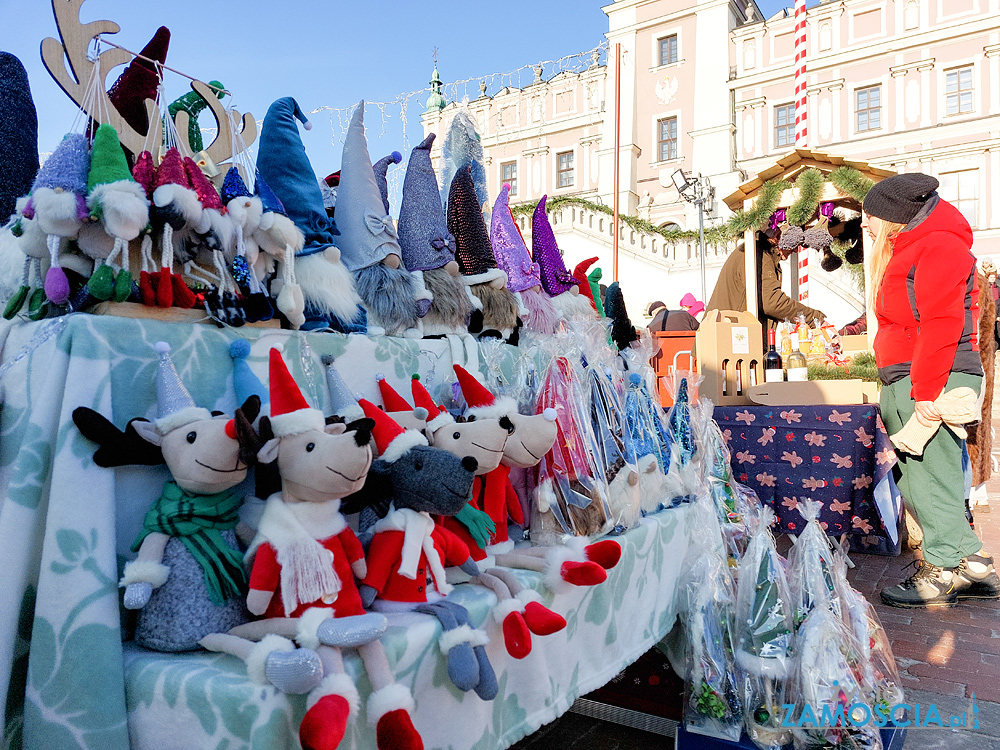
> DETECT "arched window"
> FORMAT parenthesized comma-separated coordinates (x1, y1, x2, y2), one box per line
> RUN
(819, 21, 832, 51)
(660, 222, 682, 232)
(904, 0, 920, 30)
(744, 41, 756, 70)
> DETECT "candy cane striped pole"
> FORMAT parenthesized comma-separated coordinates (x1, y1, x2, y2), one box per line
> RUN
(797, 249, 809, 304)
(794, 0, 808, 146)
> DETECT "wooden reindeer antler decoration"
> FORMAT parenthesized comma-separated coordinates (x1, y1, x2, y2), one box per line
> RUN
(40, 0, 256, 166)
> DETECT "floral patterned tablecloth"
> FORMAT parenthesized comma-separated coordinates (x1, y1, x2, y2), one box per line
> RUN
(0, 313, 692, 750)
(714, 404, 901, 551)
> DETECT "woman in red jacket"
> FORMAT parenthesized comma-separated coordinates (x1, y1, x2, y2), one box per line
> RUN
(865, 173, 999, 608)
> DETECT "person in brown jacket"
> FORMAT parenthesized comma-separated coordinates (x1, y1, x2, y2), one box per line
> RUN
(707, 230, 825, 349)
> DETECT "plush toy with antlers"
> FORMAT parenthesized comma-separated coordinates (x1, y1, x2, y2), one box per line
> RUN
(72, 342, 261, 652)
(202, 349, 421, 750)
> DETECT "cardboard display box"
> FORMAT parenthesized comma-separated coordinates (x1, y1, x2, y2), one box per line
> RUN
(695, 310, 763, 406)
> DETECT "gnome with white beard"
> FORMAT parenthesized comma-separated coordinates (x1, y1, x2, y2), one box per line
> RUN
(532, 196, 595, 322)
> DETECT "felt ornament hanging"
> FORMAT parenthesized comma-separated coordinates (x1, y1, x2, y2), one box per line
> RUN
(776, 223, 804, 252)
(168, 80, 226, 154)
(806, 202, 841, 272)
(105, 26, 170, 144)
(252, 170, 304, 324)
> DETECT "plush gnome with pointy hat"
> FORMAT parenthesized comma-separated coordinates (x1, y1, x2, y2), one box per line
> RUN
(20, 133, 90, 305)
(572, 257, 600, 313)
(80, 123, 150, 302)
(0, 52, 39, 225)
(441, 110, 489, 220)
(322, 355, 364, 423)
(448, 166, 521, 342)
(491, 184, 560, 334)
(397, 132, 477, 337)
(337, 103, 422, 337)
(252, 171, 304, 320)
(257, 96, 364, 333)
(147, 147, 203, 307)
(532, 196, 593, 322)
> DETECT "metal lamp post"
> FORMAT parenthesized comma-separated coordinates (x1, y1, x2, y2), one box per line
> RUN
(671, 169, 715, 304)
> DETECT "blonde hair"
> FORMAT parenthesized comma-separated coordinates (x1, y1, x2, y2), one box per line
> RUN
(867, 219, 908, 310)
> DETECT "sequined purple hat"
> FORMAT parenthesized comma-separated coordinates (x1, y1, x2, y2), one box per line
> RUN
(532, 195, 579, 296)
(490, 184, 540, 293)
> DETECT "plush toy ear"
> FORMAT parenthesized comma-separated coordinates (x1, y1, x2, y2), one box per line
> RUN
(234, 406, 262, 467)
(257, 437, 280, 465)
(325, 414, 347, 425)
(131, 419, 163, 447)
(210, 410, 225, 417)
(324, 422, 347, 435)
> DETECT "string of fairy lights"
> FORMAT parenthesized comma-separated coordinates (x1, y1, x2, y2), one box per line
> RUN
(309, 42, 608, 212)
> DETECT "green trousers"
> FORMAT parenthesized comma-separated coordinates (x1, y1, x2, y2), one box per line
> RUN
(880, 372, 983, 567)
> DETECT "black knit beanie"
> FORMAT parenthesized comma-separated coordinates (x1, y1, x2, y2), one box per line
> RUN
(862, 173, 939, 224)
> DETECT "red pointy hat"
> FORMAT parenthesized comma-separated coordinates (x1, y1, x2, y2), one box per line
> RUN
(452, 364, 517, 420)
(411, 375, 454, 432)
(359, 398, 427, 463)
(573, 257, 599, 311)
(268, 348, 325, 437)
(153, 147, 192, 190)
(376, 374, 413, 412)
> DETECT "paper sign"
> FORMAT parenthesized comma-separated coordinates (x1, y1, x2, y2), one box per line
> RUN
(731, 326, 750, 354)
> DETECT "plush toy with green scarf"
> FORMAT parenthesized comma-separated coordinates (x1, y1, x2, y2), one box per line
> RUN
(72, 341, 262, 651)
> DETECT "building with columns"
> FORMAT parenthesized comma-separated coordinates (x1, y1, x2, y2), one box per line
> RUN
(421, 0, 1000, 324)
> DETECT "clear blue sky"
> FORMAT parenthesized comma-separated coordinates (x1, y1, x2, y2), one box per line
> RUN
(3, 0, 796, 175)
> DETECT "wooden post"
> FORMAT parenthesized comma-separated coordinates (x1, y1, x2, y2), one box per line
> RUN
(612, 42, 621, 283)
(744, 226, 758, 322)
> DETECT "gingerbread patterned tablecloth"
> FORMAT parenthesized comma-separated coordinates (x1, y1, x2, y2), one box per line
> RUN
(714, 404, 900, 548)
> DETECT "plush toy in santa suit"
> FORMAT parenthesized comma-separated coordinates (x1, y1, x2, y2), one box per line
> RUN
(452, 364, 622, 593)
(204, 349, 421, 750)
(348, 400, 498, 699)
(375, 374, 428, 434)
(489, 184, 560, 334)
(532, 195, 595, 322)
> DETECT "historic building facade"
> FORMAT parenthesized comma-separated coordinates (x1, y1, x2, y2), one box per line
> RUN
(421, 0, 1000, 322)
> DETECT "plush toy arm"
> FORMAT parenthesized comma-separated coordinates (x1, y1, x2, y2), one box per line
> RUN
(454, 502, 496, 550)
(505, 480, 525, 526)
(120, 532, 171, 609)
(433, 525, 473, 567)
(359, 584, 378, 609)
(246, 588, 273, 617)
(359, 532, 397, 597)
(458, 558, 480, 577)
(351, 559, 368, 580)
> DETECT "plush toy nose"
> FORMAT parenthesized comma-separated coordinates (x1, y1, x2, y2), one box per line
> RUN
(542, 408, 558, 422)
(225, 419, 237, 440)
(461, 456, 478, 473)
(499, 416, 515, 434)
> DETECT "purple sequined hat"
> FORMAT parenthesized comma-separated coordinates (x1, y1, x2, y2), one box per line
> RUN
(490, 184, 540, 293)
(532, 195, 579, 296)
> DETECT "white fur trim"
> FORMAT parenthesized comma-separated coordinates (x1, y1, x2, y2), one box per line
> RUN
(152, 183, 202, 226)
(493, 597, 525, 622)
(512, 291, 530, 318)
(269, 408, 326, 438)
(88, 181, 149, 241)
(120, 560, 170, 588)
(544, 544, 586, 594)
(155, 406, 213, 435)
(295, 252, 363, 322)
(462, 268, 507, 287)
(438, 623, 490, 653)
(246, 634, 295, 685)
(379, 429, 428, 463)
(296, 607, 333, 652)
(425, 410, 454, 434)
(515, 588, 543, 606)
(465, 396, 517, 422)
(307, 673, 360, 718)
(367, 683, 415, 725)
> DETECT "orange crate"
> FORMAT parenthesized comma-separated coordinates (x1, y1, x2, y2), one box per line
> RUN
(650, 331, 697, 406)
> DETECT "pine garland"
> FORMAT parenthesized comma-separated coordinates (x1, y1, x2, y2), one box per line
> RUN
(726, 178, 789, 236)
(829, 166, 874, 203)
(786, 168, 825, 227)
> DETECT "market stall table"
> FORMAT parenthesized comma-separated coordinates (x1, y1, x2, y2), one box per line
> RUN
(714, 403, 901, 553)
(0, 314, 693, 750)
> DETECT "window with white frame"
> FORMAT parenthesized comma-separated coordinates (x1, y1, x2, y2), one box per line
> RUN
(856, 85, 881, 132)
(945, 66, 974, 115)
(904, 0, 919, 29)
(658, 35, 678, 66)
(775, 104, 795, 148)
(657, 117, 678, 162)
(502, 161, 517, 196)
(557, 151, 574, 188)
(939, 170, 978, 227)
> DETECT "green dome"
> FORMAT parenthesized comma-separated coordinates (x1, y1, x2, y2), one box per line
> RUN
(425, 64, 446, 112)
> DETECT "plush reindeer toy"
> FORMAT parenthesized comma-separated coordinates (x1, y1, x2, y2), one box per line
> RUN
(72, 342, 261, 651)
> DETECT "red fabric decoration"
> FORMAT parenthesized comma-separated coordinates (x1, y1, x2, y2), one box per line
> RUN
(153, 148, 190, 190)
(132, 151, 156, 198)
(269, 348, 312, 418)
(170, 273, 197, 309)
(452, 364, 495, 409)
(359, 398, 408, 456)
(106, 27, 170, 142)
(184, 156, 224, 211)
(155, 267, 173, 307)
(377, 376, 413, 413)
